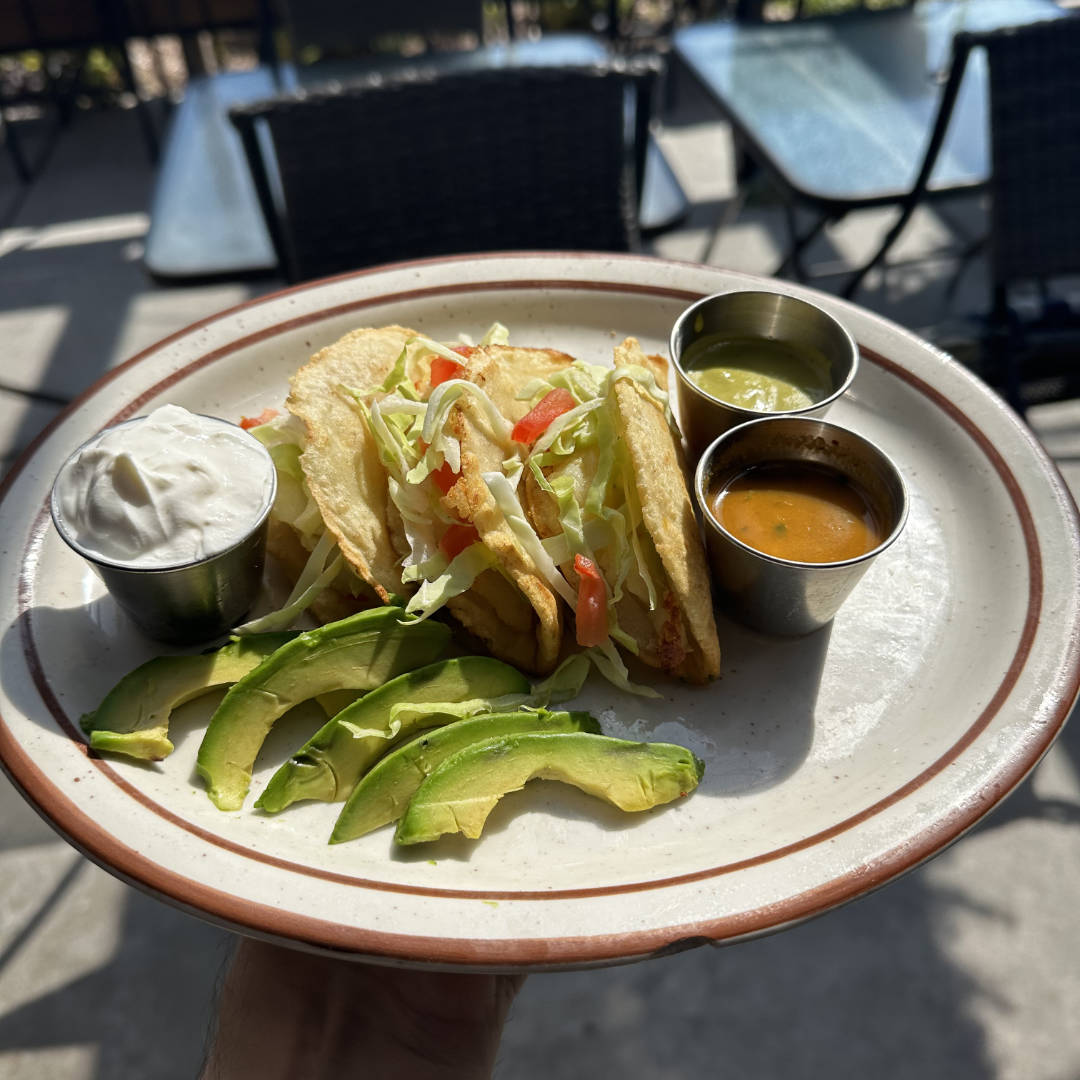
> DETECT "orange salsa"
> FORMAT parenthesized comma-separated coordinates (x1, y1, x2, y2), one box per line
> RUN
(709, 462, 883, 563)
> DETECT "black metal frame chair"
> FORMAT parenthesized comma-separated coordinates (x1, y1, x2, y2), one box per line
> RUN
(844, 14, 1080, 408)
(229, 58, 662, 283)
(273, 0, 503, 58)
(733, 0, 912, 21)
(0, 0, 160, 179)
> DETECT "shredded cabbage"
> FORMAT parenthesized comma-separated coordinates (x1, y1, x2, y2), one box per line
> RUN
(479, 322, 510, 346)
(403, 543, 496, 622)
(422, 378, 513, 446)
(587, 640, 661, 699)
(250, 414, 324, 543)
(482, 470, 577, 607)
(339, 717, 403, 741)
(531, 399, 603, 456)
(234, 529, 343, 634)
(410, 333, 472, 366)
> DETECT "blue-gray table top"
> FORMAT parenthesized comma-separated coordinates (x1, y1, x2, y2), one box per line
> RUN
(673, 0, 1066, 207)
(144, 35, 686, 279)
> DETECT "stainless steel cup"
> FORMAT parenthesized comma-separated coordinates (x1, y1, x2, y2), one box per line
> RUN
(694, 416, 908, 636)
(50, 416, 277, 645)
(670, 290, 859, 461)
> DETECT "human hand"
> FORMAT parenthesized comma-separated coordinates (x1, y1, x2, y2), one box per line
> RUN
(201, 937, 525, 1080)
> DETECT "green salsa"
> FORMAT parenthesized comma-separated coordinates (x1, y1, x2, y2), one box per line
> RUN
(683, 334, 832, 412)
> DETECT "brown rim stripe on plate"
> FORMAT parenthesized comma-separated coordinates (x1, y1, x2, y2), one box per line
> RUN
(3, 267, 1077, 965)
(104, 279, 704, 427)
(12, 289, 1046, 899)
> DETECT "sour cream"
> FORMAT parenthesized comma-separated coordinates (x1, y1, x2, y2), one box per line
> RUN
(53, 404, 276, 568)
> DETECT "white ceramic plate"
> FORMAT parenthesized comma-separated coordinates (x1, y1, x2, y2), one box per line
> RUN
(2, 253, 1078, 971)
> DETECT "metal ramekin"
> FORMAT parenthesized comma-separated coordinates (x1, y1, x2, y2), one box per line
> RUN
(670, 290, 860, 461)
(694, 415, 908, 636)
(50, 414, 277, 645)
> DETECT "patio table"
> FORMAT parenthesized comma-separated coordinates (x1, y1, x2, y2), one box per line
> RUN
(144, 36, 689, 279)
(672, 0, 1066, 274)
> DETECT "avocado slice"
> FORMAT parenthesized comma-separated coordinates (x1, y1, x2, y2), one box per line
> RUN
(255, 656, 530, 813)
(196, 607, 450, 810)
(330, 709, 601, 843)
(395, 732, 705, 845)
(80, 631, 299, 761)
(314, 689, 363, 718)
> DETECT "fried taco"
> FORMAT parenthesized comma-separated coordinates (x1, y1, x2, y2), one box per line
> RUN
(254, 324, 575, 674)
(518, 337, 722, 683)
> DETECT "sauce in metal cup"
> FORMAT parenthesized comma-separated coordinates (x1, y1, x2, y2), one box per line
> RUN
(694, 416, 908, 636)
(671, 290, 859, 462)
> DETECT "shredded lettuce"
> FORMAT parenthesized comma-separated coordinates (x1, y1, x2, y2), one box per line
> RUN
(234, 529, 343, 633)
(376, 344, 415, 395)
(249, 413, 324, 543)
(410, 333, 472, 366)
(587, 640, 661, 699)
(540, 517, 613, 566)
(360, 397, 416, 480)
(531, 399, 602, 456)
(482, 470, 577, 607)
(339, 716, 403, 741)
(422, 378, 512, 447)
(517, 363, 608, 409)
(249, 411, 306, 450)
(533, 651, 593, 703)
(479, 322, 510, 346)
(403, 543, 496, 621)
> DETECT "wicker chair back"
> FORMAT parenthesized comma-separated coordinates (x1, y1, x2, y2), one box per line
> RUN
(231, 60, 660, 282)
(277, 0, 492, 55)
(976, 16, 1080, 291)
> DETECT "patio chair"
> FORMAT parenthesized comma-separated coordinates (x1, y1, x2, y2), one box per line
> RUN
(733, 0, 913, 21)
(276, 0, 501, 58)
(228, 59, 662, 283)
(0, 0, 160, 176)
(844, 14, 1080, 408)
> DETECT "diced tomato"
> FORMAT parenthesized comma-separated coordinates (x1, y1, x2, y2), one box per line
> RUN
(511, 388, 577, 445)
(430, 354, 466, 387)
(573, 553, 608, 647)
(440, 523, 481, 560)
(431, 460, 459, 494)
(453, 345, 475, 358)
(239, 407, 279, 430)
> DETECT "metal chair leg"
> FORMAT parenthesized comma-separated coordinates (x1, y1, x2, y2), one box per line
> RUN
(700, 186, 748, 264)
(774, 203, 829, 281)
(0, 110, 33, 183)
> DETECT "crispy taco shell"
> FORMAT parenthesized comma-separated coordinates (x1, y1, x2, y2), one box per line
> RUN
(610, 338, 722, 682)
(521, 339, 721, 682)
(441, 344, 576, 673)
(288, 329, 572, 674)
(287, 325, 419, 602)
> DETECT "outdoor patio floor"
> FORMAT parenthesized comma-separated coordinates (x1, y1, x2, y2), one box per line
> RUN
(1, 76, 1078, 1080)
